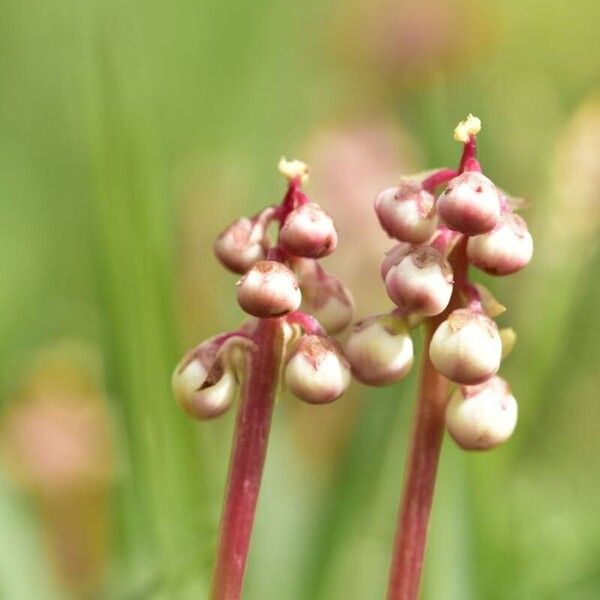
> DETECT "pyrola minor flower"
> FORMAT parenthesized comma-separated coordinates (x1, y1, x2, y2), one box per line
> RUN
(174, 158, 356, 598)
(467, 212, 533, 275)
(436, 171, 501, 236)
(213, 211, 272, 274)
(345, 314, 414, 386)
(279, 202, 338, 258)
(374, 179, 438, 243)
(429, 309, 502, 385)
(379, 241, 414, 281)
(236, 260, 302, 318)
(171, 337, 239, 419)
(385, 246, 453, 316)
(295, 259, 354, 334)
(284, 335, 351, 404)
(349, 115, 532, 598)
(445, 376, 518, 450)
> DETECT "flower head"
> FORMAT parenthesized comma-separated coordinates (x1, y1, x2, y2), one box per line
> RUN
(446, 376, 517, 450)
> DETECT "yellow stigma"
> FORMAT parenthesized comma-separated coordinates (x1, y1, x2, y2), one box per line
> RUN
(278, 157, 309, 184)
(453, 114, 482, 143)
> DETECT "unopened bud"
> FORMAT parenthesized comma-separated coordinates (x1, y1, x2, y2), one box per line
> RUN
(171, 338, 237, 419)
(237, 260, 301, 318)
(374, 180, 438, 243)
(279, 202, 338, 258)
(213, 216, 268, 274)
(446, 376, 517, 450)
(429, 309, 502, 384)
(284, 335, 350, 404)
(437, 171, 500, 236)
(467, 212, 533, 275)
(380, 242, 413, 281)
(385, 246, 453, 316)
(297, 262, 354, 333)
(345, 314, 413, 386)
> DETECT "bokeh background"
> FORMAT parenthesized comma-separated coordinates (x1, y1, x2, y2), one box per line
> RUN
(1, 0, 599, 598)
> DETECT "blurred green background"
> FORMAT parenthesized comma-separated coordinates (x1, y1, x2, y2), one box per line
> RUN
(1, 0, 599, 598)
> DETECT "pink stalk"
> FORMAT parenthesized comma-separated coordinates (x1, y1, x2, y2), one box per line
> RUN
(386, 238, 469, 600)
(286, 310, 325, 335)
(386, 322, 448, 600)
(421, 168, 457, 193)
(457, 137, 477, 173)
(210, 317, 282, 600)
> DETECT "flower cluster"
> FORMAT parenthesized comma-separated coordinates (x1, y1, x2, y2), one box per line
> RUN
(172, 159, 354, 417)
(346, 115, 533, 450)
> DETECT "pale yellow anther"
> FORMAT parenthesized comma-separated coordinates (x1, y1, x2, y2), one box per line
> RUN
(278, 157, 309, 184)
(453, 114, 482, 143)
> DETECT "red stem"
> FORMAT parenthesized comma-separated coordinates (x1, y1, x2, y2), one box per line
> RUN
(421, 168, 457, 193)
(286, 310, 325, 335)
(386, 239, 469, 600)
(457, 137, 477, 173)
(386, 323, 449, 600)
(210, 318, 282, 600)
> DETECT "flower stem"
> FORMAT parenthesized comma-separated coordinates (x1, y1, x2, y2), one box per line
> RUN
(210, 318, 282, 600)
(386, 239, 468, 600)
(421, 168, 457, 193)
(386, 322, 449, 600)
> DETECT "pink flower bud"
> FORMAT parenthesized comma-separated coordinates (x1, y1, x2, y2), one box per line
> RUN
(429, 309, 502, 384)
(374, 180, 438, 243)
(279, 202, 338, 258)
(296, 261, 354, 334)
(237, 260, 301, 318)
(284, 335, 350, 404)
(171, 338, 237, 419)
(213, 217, 268, 274)
(345, 314, 414, 386)
(379, 241, 413, 281)
(385, 246, 453, 316)
(467, 212, 533, 275)
(437, 171, 501, 235)
(445, 376, 518, 450)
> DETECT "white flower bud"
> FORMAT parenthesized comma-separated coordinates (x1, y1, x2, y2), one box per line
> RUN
(429, 309, 502, 385)
(385, 246, 453, 316)
(307, 283, 354, 334)
(446, 376, 517, 450)
(437, 171, 501, 236)
(213, 217, 268, 274)
(374, 180, 438, 243)
(237, 260, 301, 318)
(171, 338, 237, 420)
(345, 314, 413, 386)
(284, 335, 350, 404)
(379, 241, 413, 281)
(296, 261, 354, 334)
(279, 202, 338, 258)
(467, 212, 533, 275)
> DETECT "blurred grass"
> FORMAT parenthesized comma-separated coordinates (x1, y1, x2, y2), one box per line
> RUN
(0, 0, 599, 598)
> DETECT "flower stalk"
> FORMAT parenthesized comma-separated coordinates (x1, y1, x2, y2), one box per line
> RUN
(172, 158, 354, 600)
(386, 239, 468, 600)
(210, 318, 281, 600)
(386, 322, 447, 600)
(345, 114, 532, 599)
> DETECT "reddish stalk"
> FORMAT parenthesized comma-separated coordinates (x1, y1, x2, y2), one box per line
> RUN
(421, 168, 457, 193)
(386, 322, 448, 600)
(210, 318, 282, 600)
(387, 239, 469, 600)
